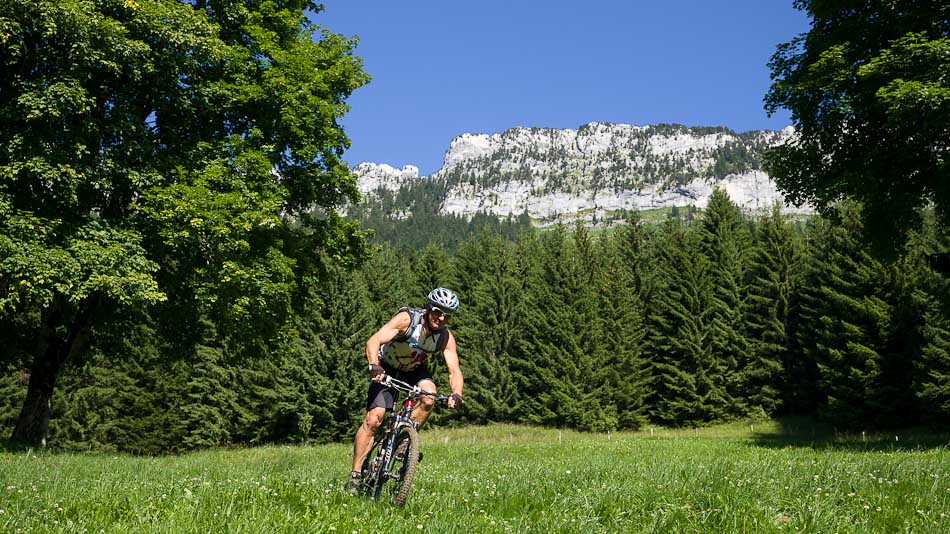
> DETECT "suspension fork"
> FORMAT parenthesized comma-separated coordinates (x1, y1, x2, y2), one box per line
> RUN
(397, 397, 418, 428)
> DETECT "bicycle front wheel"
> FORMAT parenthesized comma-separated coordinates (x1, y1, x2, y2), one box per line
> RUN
(376, 425, 420, 506)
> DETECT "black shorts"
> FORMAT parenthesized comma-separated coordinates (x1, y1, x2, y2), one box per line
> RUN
(366, 363, 434, 411)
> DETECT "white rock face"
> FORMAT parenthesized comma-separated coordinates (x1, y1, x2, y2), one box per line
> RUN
(353, 162, 419, 192)
(354, 122, 809, 225)
(438, 170, 810, 223)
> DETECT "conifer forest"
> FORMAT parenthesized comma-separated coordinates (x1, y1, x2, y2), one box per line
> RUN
(3, 192, 949, 453)
(1, 0, 948, 454)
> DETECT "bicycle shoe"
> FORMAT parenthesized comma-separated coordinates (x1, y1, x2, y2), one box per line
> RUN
(344, 471, 362, 496)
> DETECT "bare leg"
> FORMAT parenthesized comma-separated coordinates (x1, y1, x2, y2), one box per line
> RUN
(351, 407, 385, 473)
(411, 379, 437, 428)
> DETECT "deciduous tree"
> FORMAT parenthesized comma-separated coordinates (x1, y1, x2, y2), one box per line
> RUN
(0, 0, 369, 446)
(765, 0, 950, 254)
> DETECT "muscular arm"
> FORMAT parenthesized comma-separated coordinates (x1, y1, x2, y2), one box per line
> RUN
(442, 331, 464, 406)
(366, 311, 411, 366)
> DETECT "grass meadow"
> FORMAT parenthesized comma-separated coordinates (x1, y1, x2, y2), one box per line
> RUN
(0, 420, 947, 533)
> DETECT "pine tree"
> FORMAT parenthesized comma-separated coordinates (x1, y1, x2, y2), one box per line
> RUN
(289, 262, 376, 442)
(796, 204, 897, 427)
(0, 366, 26, 438)
(908, 210, 950, 425)
(744, 204, 801, 416)
(612, 212, 660, 427)
(48, 355, 149, 452)
(647, 219, 725, 426)
(177, 344, 240, 449)
(616, 212, 659, 307)
(697, 189, 747, 418)
(413, 243, 460, 298)
(362, 244, 418, 325)
(593, 230, 650, 429)
(511, 228, 585, 426)
(918, 303, 950, 425)
(571, 223, 618, 431)
(447, 232, 526, 424)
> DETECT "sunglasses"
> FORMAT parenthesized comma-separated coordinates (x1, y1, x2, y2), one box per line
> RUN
(429, 306, 453, 318)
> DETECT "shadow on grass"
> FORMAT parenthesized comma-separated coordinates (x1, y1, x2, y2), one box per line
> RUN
(750, 416, 950, 452)
(0, 440, 44, 454)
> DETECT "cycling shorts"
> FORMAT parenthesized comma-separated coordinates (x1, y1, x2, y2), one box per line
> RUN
(366, 363, 434, 411)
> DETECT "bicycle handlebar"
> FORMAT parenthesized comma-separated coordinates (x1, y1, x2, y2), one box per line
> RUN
(380, 375, 452, 404)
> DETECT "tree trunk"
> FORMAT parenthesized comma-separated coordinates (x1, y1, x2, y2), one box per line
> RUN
(9, 296, 96, 447)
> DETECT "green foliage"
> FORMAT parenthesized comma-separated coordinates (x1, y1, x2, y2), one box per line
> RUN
(918, 305, 950, 423)
(448, 234, 527, 424)
(2, 1, 945, 451)
(2, 184, 950, 450)
(0, 0, 370, 444)
(413, 243, 459, 298)
(590, 231, 651, 429)
(348, 178, 531, 254)
(765, 0, 950, 254)
(647, 218, 721, 426)
(795, 203, 917, 428)
(746, 205, 803, 414)
(177, 345, 241, 450)
(285, 262, 375, 442)
(511, 228, 586, 426)
(909, 211, 950, 424)
(706, 133, 774, 179)
(699, 189, 752, 417)
(0, 366, 26, 434)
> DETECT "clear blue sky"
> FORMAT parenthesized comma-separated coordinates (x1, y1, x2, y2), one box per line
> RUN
(316, 1, 811, 176)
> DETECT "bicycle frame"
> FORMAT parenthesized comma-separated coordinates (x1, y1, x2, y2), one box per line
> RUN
(361, 375, 448, 505)
(380, 374, 448, 427)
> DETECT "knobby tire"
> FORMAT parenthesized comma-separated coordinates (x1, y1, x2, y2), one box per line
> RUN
(365, 425, 419, 506)
(389, 425, 420, 506)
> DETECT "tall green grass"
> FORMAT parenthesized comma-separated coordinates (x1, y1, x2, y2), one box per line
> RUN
(1, 421, 947, 533)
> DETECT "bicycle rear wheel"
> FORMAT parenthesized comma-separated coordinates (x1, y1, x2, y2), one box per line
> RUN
(377, 425, 420, 506)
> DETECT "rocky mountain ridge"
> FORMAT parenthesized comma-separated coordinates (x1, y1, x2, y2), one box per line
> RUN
(353, 122, 810, 225)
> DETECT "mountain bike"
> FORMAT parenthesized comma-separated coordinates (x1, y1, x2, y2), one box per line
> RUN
(360, 375, 449, 506)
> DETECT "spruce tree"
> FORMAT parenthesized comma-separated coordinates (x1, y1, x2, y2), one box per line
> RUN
(571, 223, 618, 431)
(697, 189, 747, 418)
(291, 262, 376, 442)
(647, 218, 724, 426)
(908, 210, 950, 425)
(616, 212, 659, 307)
(918, 303, 950, 425)
(361, 244, 418, 325)
(48, 357, 145, 452)
(796, 204, 898, 427)
(511, 228, 585, 426)
(448, 232, 526, 423)
(177, 344, 240, 449)
(413, 242, 460, 298)
(745, 204, 801, 416)
(593, 230, 650, 429)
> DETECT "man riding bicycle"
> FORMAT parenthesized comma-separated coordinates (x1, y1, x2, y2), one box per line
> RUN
(345, 287, 464, 494)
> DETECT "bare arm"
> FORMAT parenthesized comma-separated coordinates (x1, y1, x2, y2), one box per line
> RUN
(442, 330, 464, 408)
(366, 311, 411, 367)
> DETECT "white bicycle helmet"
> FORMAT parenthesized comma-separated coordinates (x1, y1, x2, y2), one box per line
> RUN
(426, 287, 459, 313)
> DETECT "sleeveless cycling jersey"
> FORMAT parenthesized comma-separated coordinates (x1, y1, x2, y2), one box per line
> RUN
(379, 308, 448, 372)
